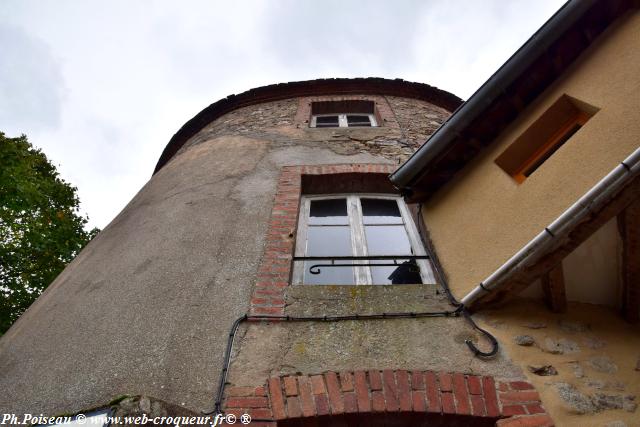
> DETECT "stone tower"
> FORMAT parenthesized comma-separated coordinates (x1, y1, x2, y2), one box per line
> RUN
(1, 78, 532, 425)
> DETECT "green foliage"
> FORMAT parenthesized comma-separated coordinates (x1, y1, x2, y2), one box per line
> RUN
(0, 132, 99, 334)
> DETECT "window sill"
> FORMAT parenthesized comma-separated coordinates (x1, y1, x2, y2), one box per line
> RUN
(284, 283, 446, 317)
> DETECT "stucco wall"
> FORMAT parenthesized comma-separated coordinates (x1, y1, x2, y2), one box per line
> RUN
(228, 285, 523, 392)
(0, 91, 455, 416)
(422, 10, 640, 299)
(478, 299, 640, 426)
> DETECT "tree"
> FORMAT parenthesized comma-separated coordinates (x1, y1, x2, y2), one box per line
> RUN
(0, 132, 99, 334)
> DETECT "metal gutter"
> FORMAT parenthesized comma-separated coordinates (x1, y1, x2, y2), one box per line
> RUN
(461, 146, 640, 307)
(389, 0, 596, 190)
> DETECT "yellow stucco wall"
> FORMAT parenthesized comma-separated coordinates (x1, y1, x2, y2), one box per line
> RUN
(423, 10, 640, 299)
(479, 299, 640, 426)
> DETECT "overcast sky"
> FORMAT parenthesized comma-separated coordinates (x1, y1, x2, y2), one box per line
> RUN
(1, 0, 565, 229)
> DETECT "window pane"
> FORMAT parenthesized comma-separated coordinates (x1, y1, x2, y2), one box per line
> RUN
(315, 115, 339, 127)
(364, 225, 421, 284)
(347, 115, 372, 127)
(370, 259, 423, 284)
(309, 199, 348, 225)
(305, 226, 353, 284)
(307, 226, 352, 256)
(361, 199, 403, 224)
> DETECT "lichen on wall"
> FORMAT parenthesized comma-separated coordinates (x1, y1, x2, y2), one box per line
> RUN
(478, 299, 640, 427)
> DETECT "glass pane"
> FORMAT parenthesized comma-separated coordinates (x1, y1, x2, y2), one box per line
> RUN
(309, 199, 348, 225)
(370, 259, 423, 284)
(361, 199, 403, 224)
(315, 115, 339, 127)
(365, 225, 412, 255)
(304, 226, 354, 284)
(347, 115, 371, 127)
(364, 225, 421, 284)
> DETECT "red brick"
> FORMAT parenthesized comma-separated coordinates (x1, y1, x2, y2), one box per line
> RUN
(425, 371, 440, 413)
(225, 397, 269, 408)
(382, 369, 399, 412)
(339, 371, 354, 392)
(343, 392, 358, 414)
(438, 372, 453, 392)
(510, 381, 535, 390)
(411, 371, 425, 390)
(482, 376, 500, 417)
(354, 371, 371, 412)
(325, 372, 344, 414)
(500, 391, 541, 403)
(495, 415, 555, 427)
(368, 370, 383, 390)
(283, 376, 298, 397)
(314, 393, 330, 416)
(298, 376, 316, 418)
(310, 375, 326, 395)
(371, 390, 385, 413)
(452, 373, 470, 415)
(254, 386, 267, 396)
(396, 370, 412, 412)
(268, 377, 286, 420)
(412, 390, 426, 412)
(470, 394, 486, 416)
(498, 381, 510, 392)
(467, 375, 482, 395)
(246, 408, 272, 419)
(526, 403, 546, 414)
(503, 405, 528, 416)
(286, 396, 302, 419)
(441, 392, 456, 414)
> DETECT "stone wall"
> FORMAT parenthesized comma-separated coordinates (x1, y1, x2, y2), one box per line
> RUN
(479, 299, 640, 427)
(175, 95, 451, 166)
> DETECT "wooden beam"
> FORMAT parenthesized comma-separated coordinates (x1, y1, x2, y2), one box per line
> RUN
(541, 264, 567, 313)
(618, 199, 640, 323)
(470, 171, 640, 309)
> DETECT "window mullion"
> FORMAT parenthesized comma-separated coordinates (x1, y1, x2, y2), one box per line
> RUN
(293, 198, 310, 284)
(350, 196, 372, 285)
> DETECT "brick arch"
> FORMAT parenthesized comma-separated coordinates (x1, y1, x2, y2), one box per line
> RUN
(224, 370, 554, 427)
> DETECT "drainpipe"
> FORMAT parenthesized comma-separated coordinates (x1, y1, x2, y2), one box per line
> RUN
(461, 146, 640, 307)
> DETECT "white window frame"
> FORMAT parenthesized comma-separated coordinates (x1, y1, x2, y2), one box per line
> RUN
(310, 113, 378, 128)
(293, 194, 435, 285)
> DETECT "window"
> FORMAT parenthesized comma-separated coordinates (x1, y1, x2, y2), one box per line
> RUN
(495, 95, 598, 183)
(293, 194, 435, 285)
(311, 113, 377, 128)
(309, 100, 379, 128)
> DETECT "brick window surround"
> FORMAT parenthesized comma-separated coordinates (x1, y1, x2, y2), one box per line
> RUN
(225, 370, 553, 427)
(251, 164, 398, 316)
(246, 167, 553, 425)
(294, 96, 399, 129)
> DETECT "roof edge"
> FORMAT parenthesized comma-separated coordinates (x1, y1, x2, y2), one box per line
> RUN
(153, 78, 463, 174)
(389, 0, 634, 192)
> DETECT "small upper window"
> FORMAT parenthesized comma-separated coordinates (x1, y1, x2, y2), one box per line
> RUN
(495, 95, 598, 183)
(309, 100, 379, 128)
(293, 194, 435, 285)
(311, 113, 377, 128)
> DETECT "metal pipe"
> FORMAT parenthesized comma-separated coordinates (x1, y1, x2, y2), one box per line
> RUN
(462, 146, 640, 306)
